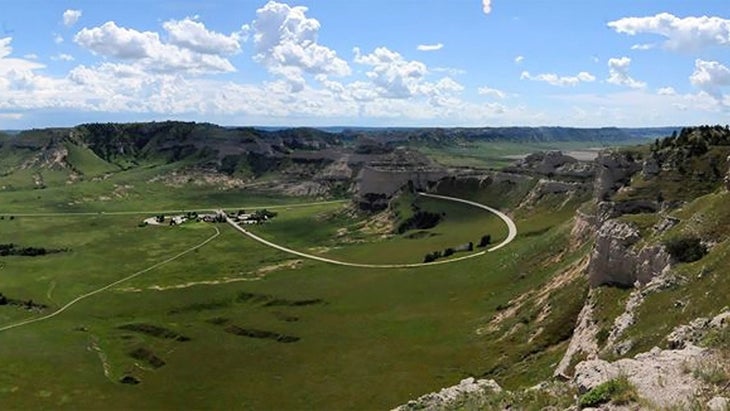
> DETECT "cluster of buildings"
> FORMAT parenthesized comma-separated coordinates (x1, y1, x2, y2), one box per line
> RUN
(144, 209, 277, 227)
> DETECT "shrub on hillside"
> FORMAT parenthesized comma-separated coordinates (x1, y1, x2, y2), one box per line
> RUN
(663, 236, 707, 263)
(579, 376, 638, 407)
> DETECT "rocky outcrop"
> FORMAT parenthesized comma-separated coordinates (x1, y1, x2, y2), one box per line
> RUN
(393, 377, 502, 411)
(642, 157, 660, 177)
(20, 141, 70, 171)
(520, 179, 589, 209)
(603, 270, 685, 355)
(667, 309, 730, 349)
(594, 151, 641, 201)
(316, 158, 353, 182)
(588, 220, 639, 287)
(507, 150, 595, 180)
(574, 344, 712, 408)
(587, 219, 672, 287)
(354, 148, 448, 211)
(570, 210, 597, 250)
(725, 155, 730, 191)
(654, 216, 680, 234)
(708, 396, 729, 411)
(555, 290, 599, 377)
(281, 181, 331, 197)
(356, 166, 447, 199)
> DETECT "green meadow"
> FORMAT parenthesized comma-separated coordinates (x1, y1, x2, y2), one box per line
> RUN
(0, 177, 586, 410)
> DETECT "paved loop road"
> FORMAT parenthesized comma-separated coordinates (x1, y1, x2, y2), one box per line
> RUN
(0, 195, 516, 332)
(226, 192, 518, 269)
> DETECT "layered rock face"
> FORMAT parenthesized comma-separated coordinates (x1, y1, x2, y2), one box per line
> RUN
(587, 220, 672, 287)
(507, 150, 595, 179)
(354, 148, 447, 211)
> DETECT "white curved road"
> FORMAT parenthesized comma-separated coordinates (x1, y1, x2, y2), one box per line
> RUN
(0, 195, 516, 331)
(225, 192, 517, 269)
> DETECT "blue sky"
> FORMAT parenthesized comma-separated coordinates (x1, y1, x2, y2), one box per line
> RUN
(0, 0, 729, 128)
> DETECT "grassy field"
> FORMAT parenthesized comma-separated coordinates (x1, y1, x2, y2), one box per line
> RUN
(0, 168, 588, 409)
(413, 140, 637, 169)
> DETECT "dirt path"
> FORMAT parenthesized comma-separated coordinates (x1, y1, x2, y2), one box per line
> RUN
(225, 192, 518, 269)
(0, 226, 220, 333)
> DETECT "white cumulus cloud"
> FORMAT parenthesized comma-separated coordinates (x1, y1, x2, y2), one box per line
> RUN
(607, 57, 646, 89)
(74, 21, 235, 74)
(689, 59, 730, 99)
(657, 87, 676, 95)
(63, 9, 82, 27)
(520, 70, 595, 86)
(417, 43, 443, 52)
(608, 13, 730, 51)
(514, 55, 524, 64)
(482, 0, 492, 15)
(245, 0, 350, 83)
(163, 17, 241, 55)
(478, 86, 506, 99)
(0, 37, 11, 59)
(0, 37, 45, 76)
(353, 46, 428, 99)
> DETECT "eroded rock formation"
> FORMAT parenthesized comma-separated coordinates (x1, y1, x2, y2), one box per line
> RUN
(594, 151, 642, 201)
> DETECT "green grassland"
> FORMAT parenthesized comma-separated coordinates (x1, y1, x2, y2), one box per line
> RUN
(249, 198, 508, 265)
(0, 163, 589, 409)
(413, 140, 633, 169)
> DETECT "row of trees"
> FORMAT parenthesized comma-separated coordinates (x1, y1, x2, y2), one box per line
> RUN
(0, 243, 65, 257)
(422, 234, 492, 263)
(0, 293, 46, 310)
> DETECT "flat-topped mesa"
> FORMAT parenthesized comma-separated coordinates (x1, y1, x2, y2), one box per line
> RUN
(355, 148, 448, 211)
(505, 150, 596, 180)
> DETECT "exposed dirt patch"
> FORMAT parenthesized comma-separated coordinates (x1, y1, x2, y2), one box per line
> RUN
(88, 335, 113, 381)
(479, 256, 588, 335)
(149, 167, 248, 189)
(256, 259, 303, 275)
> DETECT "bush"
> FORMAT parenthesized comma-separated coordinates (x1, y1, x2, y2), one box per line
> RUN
(397, 211, 442, 234)
(663, 236, 707, 263)
(579, 376, 638, 407)
(423, 251, 442, 263)
(477, 234, 491, 248)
